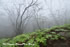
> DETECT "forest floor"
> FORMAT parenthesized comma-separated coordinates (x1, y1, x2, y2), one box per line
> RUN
(0, 24, 70, 47)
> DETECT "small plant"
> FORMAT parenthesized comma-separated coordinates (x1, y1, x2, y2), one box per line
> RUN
(0, 24, 70, 47)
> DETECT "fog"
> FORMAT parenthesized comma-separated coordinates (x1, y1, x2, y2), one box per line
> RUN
(0, 0, 70, 38)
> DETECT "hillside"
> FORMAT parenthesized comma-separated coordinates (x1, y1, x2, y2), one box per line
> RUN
(0, 24, 70, 47)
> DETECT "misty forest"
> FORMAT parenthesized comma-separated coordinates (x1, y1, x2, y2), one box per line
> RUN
(0, 0, 70, 47)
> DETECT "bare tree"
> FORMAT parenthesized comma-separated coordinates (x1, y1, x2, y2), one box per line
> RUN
(30, 3, 48, 31)
(33, 6, 42, 30)
(4, 0, 38, 36)
(31, 3, 50, 31)
(44, 0, 63, 26)
(44, 0, 70, 26)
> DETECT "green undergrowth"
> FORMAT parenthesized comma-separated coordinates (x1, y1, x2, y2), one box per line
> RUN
(0, 24, 70, 47)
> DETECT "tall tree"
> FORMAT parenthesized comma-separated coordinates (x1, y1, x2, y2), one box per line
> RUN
(4, 0, 38, 36)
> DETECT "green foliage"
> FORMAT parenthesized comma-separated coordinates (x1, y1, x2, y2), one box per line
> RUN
(0, 38, 10, 47)
(0, 24, 70, 47)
